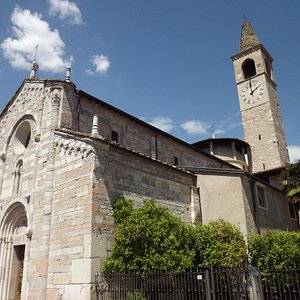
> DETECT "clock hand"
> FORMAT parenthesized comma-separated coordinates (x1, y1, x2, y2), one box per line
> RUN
(250, 84, 261, 96)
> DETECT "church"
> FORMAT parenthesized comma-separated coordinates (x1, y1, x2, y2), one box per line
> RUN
(0, 20, 298, 299)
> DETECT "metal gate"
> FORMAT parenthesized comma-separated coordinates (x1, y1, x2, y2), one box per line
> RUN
(96, 267, 250, 300)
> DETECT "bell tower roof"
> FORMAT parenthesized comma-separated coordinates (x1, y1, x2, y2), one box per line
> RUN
(239, 20, 260, 52)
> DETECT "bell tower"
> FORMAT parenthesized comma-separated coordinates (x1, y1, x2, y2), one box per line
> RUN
(231, 20, 289, 173)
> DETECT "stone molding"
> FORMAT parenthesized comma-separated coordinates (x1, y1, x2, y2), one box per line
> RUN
(54, 136, 95, 158)
(49, 87, 62, 107)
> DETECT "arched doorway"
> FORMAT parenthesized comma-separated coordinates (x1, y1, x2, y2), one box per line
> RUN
(0, 202, 29, 300)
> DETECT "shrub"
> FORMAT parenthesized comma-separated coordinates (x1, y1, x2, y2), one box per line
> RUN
(248, 230, 300, 269)
(102, 199, 195, 272)
(126, 291, 146, 300)
(103, 200, 247, 272)
(193, 219, 247, 268)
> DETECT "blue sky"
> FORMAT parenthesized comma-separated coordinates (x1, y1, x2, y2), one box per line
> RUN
(0, 0, 300, 162)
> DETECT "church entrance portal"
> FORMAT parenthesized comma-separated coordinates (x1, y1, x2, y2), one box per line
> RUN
(0, 203, 28, 300)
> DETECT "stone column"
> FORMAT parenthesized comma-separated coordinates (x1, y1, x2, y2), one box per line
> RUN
(91, 114, 99, 136)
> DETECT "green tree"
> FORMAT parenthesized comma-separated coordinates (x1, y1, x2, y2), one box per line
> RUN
(282, 160, 300, 201)
(193, 219, 247, 268)
(102, 199, 195, 273)
(248, 231, 300, 269)
(103, 200, 247, 272)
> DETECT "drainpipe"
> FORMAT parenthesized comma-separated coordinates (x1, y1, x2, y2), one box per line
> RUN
(197, 186, 203, 225)
(190, 185, 195, 223)
(250, 179, 260, 234)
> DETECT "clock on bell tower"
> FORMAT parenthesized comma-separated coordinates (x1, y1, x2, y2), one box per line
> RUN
(231, 20, 289, 173)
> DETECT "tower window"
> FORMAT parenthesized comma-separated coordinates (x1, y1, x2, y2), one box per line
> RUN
(258, 134, 261, 140)
(242, 59, 256, 79)
(265, 59, 271, 78)
(111, 130, 119, 143)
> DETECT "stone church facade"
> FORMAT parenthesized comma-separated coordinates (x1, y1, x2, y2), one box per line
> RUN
(0, 21, 298, 299)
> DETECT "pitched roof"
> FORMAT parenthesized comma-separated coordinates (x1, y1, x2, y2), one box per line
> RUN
(192, 137, 250, 149)
(239, 20, 260, 52)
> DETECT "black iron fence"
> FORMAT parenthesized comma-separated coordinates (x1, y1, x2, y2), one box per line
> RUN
(95, 265, 300, 300)
(261, 265, 300, 300)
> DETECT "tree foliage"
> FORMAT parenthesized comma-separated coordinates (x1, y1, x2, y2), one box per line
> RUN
(102, 199, 247, 273)
(248, 231, 300, 270)
(102, 199, 195, 272)
(193, 219, 247, 268)
(282, 160, 300, 201)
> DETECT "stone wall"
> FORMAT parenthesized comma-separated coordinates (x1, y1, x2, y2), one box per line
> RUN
(197, 172, 249, 235)
(197, 171, 297, 236)
(0, 80, 69, 299)
(59, 90, 231, 170)
(92, 138, 197, 269)
(232, 47, 289, 173)
(42, 130, 198, 298)
(254, 184, 297, 232)
(45, 133, 96, 299)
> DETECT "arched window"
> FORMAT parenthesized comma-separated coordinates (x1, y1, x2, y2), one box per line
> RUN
(242, 59, 256, 79)
(13, 121, 31, 155)
(13, 160, 23, 194)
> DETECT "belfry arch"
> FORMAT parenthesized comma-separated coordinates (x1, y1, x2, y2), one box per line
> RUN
(242, 58, 256, 79)
(0, 202, 29, 300)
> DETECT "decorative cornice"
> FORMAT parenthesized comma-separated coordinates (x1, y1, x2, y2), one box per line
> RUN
(231, 44, 273, 62)
(54, 136, 95, 158)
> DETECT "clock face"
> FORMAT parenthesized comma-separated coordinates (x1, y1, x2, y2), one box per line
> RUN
(240, 80, 264, 104)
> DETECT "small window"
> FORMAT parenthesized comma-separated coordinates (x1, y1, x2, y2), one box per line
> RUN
(265, 59, 271, 78)
(242, 59, 256, 79)
(258, 134, 261, 140)
(257, 186, 267, 208)
(111, 130, 119, 143)
(174, 156, 179, 166)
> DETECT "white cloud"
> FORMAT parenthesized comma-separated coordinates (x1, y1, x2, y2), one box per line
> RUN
(91, 55, 110, 75)
(145, 116, 174, 133)
(48, 0, 83, 25)
(181, 120, 209, 135)
(214, 128, 225, 135)
(1, 6, 65, 73)
(288, 145, 300, 163)
(85, 69, 95, 75)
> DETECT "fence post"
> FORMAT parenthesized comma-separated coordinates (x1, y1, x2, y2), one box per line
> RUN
(205, 268, 212, 300)
(248, 266, 265, 300)
(210, 268, 217, 300)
